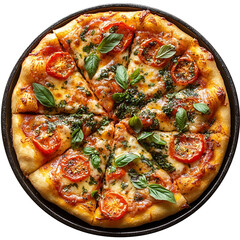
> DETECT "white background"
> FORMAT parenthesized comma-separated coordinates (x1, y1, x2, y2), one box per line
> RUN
(1, 0, 239, 239)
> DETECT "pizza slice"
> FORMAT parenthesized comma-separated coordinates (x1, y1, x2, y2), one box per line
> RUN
(92, 122, 187, 228)
(12, 33, 106, 115)
(137, 130, 229, 203)
(28, 122, 114, 224)
(12, 112, 109, 175)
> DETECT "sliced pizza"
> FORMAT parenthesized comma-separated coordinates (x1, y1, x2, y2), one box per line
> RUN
(28, 122, 114, 224)
(137, 130, 229, 203)
(12, 33, 106, 115)
(12, 112, 109, 175)
(93, 122, 187, 228)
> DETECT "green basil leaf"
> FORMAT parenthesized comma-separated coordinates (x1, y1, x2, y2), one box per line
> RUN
(137, 132, 154, 141)
(129, 115, 143, 133)
(130, 174, 148, 189)
(83, 146, 95, 155)
(91, 154, 101, 169)
(84, 53, 100, 79)
(32, 83, 56, 108)
(150, 134, 167, 145)
(193, 103, 211, 115)
(110, 165, 116, 173)
(71, 128, 84, 149)
(130, 68, 140, 79)
(148, 184, 176, 203)
(97, 33, 123, 54)
(112, 92, 126, 103)
(130, 74, 144, 86)
(156, 44, 176, 59)
(91, 190, 100, 200)
(115, 153, 139, 167)
(115, 65, 129, 89)
(175, 107, 188, 131)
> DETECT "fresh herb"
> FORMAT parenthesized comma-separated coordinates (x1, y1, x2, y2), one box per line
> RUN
(129, 115, 143, 133)
(97, 33, 123, 54)
(121, 182, 129, 190)
(115, 153, 139, 167)
(84, 53, 100, 79)
(89, 176, 97, 185)
(130, 174, 148, 189)
(80, 26, 89, 42)
(175, 107, 187, 131)
(115, 65, 129, 89)
(193, 103, 211, 114)
(91, 190, 100, 201)
(110, 165, 116, 173)
(83, 147, 100, 169)
(71, 128, 84, 149)
(83, 42, 95, 53)
(112, 92, 126, 103)
(129, 68, 145, 86)
(150, 134, 167, 145)
(156, 44, 176, 59)
(32, 83, 56, 108)
(137, 132, 154, 141)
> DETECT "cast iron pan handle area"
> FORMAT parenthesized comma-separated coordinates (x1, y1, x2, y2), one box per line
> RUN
(1, 4, 239, 237)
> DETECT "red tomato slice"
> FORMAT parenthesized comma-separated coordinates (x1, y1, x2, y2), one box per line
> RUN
(169, 133, 205, 163)
(99, 192, 128, 220)
(60, 155, 90, 182)
(46, 52, 75, 79)
(101, 22, 135, 53)
(138, 38, 169, 67)
(32, 130, 61, 155)
(171, 55, 199, 85)
(106, 167, 126, 181)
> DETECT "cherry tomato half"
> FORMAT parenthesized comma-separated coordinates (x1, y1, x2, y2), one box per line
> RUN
(106, 167, 126, 182)
(101, 22, 135, 53)
(32, 130, 61, 155)
(60, 155, 90, 182)
(169, 133, 205, 163)
(138, 38, 169, 67)
(171, 55, 199, 85)
(46, 52, 75, 80)
(99, 192, 128, 220)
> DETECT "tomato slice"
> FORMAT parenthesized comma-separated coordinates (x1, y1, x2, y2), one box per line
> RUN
(32, 129, 61, 155)
(171, 55, 199, 85)
(169, 133, 205, 163)
(99, 192, 128, 220)
(101, 22, 135, 53)
(46, 52, 75, 79)
(106, 167, 126, 181)
(138, 38, 169, 67)
(60, 155, 90, 182)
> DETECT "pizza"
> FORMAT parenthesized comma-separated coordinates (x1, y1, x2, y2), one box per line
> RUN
(11, 10, 230, 228)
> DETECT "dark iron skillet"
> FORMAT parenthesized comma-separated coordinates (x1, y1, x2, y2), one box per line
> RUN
(1, 4, 239, 237)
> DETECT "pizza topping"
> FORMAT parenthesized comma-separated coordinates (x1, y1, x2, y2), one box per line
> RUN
(193, 102, 211, 114)
(169, 133, 205, 163)
(83, 147, 101, 169)
(129, 115, 143, 133)
(115, 65, 129, 89)
(32, 83, 56, 108)
(32, 128, 61, 155)
(129, 68, 145, 86)
(100, 22, 135, 53)
(171, 55, 199, 85)
(84, 53, 100, 79)
(156, 44, 176, 59)
(46, 52, 75, 80)
(60, 154, 90, 182)
(99, 192, 128, 220)
(138, 38, 170, 67)
(71, 128, 84, 149)
(175, 107, 188, 131)
(106, 167, 126, 181)
(115, 153, 139, 167)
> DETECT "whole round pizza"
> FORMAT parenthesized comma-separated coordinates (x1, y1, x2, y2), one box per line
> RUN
(11, 10, 230, 228)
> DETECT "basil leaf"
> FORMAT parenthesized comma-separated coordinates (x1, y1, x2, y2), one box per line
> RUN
(150, 134, 167, 145)
(84, 53, 100, 79)
(91, 154, 101, 169)
(130, 68, 140, 79)
(112, 92, 126, 103)
(115, 153, 139, 167)
(175, 107, 187, 131)
(115, 65, 129, 89)
(156, 44, 176, 59)
(91, 190, 100, 200)
(148, 184, 176, 203)
(137, 132, 154, 141)
(129, 115, 143, 133)
(130, 74, 144, 86)
(110, 165, 116, 173)
(193, 103, 211, 115)
(32, 83, 56, 108)
(97, 33, 123, 54)
(131, 174, 148, 189)
(83, 146, 95, 155)
(71, 128, 84, 149)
